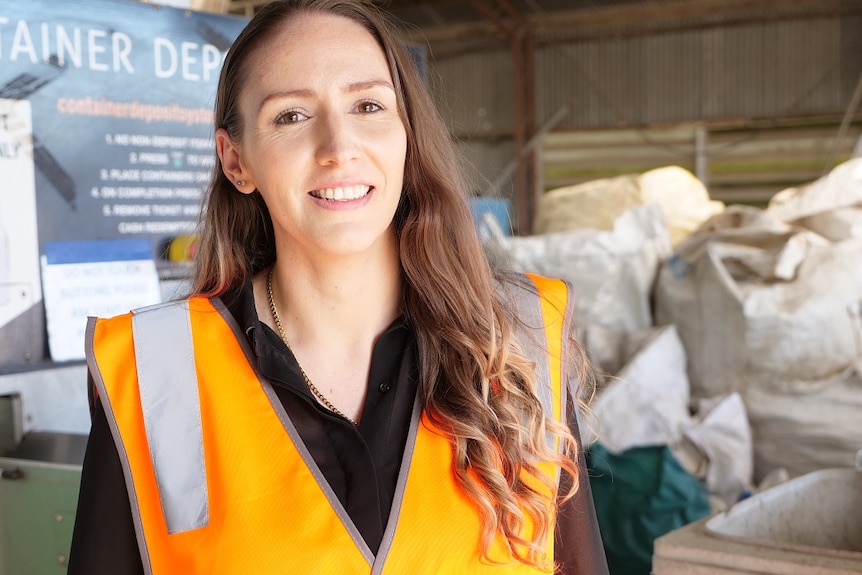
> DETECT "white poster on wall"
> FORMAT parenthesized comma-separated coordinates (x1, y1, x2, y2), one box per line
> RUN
(41, 239, 162, 362)
(0, 99, 41, 329)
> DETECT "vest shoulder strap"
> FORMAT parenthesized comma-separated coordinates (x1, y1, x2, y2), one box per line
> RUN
(131, 299, 209, 534)
(496, 272, 573, 432)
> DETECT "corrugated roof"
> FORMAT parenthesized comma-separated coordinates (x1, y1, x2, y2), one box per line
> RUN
(219, 0, 862, 41)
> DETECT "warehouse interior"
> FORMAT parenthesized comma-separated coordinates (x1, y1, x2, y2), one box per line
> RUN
(0, 0, 861, 573)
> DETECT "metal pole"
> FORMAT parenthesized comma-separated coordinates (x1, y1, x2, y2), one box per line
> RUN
(484, 98, 574, 197)
(822, 70, 862, 176)
(695, 124, 709, 187)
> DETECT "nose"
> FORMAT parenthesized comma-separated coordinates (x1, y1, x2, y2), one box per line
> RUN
(314, 111, 359, 166)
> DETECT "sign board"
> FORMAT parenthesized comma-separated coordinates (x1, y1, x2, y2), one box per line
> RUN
(0, 0, 247, 364)
(41, 239, 161, 362)
(0, 99, 41, 365)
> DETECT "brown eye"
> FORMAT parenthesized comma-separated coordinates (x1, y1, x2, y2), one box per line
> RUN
(276, 110, 306, 124)
(356, 101, 382, 114)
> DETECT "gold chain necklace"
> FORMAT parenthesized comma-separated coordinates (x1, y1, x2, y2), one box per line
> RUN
(266, 268, 359, 426)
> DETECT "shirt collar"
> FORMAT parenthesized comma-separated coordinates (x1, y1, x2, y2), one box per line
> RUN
(224, 279, 412, 388)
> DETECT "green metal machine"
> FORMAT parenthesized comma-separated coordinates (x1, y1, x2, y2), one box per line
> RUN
(0, 369, 89, 575)
(0, 428, 85, 574)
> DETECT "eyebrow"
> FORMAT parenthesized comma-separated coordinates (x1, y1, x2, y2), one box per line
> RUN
(260, 79, 396, 106)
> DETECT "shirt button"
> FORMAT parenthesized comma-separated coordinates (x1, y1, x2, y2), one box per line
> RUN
(378, 381, 392, 393)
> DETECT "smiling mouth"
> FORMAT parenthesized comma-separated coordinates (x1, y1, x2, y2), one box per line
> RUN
(310, 185, 371, 201)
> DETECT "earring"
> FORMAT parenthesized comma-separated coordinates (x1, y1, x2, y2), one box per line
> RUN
(236, 180, 246, 187)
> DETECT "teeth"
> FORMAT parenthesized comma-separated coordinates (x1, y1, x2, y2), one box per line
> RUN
(314, 185, 370, 201)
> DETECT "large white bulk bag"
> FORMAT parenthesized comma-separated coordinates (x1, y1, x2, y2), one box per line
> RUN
(534, 165, 724, 246)
(487, 203, 671, 337)
(744, 370, 862, 480)
(654, 205, 862, 399)
(768, 157, 862, 223)
(583, 324, 753, 505)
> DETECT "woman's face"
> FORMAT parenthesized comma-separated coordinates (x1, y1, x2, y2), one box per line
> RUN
(221, 11, 408, 261)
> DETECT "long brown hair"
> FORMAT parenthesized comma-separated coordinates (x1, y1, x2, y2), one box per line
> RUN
(192, 0, 588, 568)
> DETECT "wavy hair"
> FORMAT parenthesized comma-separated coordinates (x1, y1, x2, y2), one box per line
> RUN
(192, 0, 589, 568)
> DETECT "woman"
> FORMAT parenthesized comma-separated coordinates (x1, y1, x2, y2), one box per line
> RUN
(69, 1, 608, 573)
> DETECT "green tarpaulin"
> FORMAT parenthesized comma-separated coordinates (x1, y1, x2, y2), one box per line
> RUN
(588, 443, 711, 575)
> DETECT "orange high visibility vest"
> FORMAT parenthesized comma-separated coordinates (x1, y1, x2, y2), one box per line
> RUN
(86, 273, 575, 574)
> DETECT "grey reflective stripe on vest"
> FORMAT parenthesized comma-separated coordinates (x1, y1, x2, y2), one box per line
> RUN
(496, 275, 554, 433)
(132, 301, 208, 534)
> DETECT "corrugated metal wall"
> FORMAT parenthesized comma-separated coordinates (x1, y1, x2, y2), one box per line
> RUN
(426, 13, 861, 202)
(432, 16, 862, 134)
(429, 51, 514, 137)
(431, 16, 855, 132)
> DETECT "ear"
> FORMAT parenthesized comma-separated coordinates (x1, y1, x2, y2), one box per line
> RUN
(216, 128, 254, 194)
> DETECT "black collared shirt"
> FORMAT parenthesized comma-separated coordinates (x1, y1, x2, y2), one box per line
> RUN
(69, 283, 608, 574)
